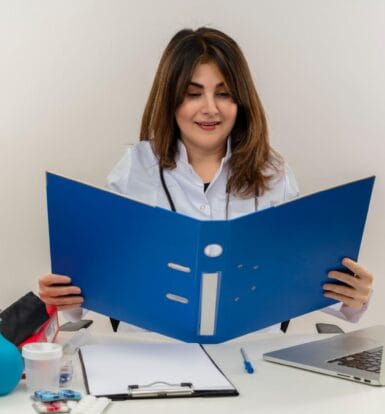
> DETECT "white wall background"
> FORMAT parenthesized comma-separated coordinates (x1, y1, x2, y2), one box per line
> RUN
(0, 0, 384, 331)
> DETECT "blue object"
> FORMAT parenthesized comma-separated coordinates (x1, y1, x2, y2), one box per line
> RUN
(46, 173, 375, 343)
(240, 348, 254, 374)
(59, 389, 81, 400)
(59, 360, 73, 386)
(33, 389, 81, 401)
(33, 390, 61, 402)
(0, 330, 23, 396)
(59, 373, 71, 385)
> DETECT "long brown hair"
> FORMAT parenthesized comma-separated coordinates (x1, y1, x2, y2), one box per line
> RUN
(140, 27, 282, 197)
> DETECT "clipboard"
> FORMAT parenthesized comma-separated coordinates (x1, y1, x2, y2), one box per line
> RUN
(78, 343, 239, 400)
(47, 173, 375, 343)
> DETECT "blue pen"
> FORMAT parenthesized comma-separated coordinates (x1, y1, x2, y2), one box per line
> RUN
(240, 347, 254, 374)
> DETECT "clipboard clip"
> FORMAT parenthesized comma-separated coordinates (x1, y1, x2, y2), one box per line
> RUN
(127, 381, 194, 398)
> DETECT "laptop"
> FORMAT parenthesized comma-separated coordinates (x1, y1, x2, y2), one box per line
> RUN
(263, 325, 385, 385)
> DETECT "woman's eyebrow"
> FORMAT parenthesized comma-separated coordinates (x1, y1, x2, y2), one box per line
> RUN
(189, 81, 225, 88)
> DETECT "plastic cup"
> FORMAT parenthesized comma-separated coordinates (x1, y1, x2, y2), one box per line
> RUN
(22, 342, 63, 392)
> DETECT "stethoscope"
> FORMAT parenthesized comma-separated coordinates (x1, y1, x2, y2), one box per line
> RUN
(159, 165, 258, 218)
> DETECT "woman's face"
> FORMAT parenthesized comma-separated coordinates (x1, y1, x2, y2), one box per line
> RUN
(175, 62, 238, 157)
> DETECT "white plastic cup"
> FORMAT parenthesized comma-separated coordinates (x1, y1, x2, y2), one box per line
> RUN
(22, 342, 63, 392)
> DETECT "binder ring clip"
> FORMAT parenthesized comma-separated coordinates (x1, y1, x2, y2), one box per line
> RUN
(127, 381, 194, 398)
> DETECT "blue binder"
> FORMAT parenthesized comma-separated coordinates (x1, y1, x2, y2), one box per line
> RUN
(47, 173, 374, 343)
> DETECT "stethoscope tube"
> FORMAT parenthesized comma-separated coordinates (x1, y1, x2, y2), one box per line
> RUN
(159, 165, 177, 212)
(159, 165, 259, 218)
(159, 165, 233, 218)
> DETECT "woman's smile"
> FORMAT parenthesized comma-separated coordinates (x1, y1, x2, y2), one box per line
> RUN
(195, 121, 222, 131)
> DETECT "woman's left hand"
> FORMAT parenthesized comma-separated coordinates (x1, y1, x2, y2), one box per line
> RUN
(323, 258, 373, 309)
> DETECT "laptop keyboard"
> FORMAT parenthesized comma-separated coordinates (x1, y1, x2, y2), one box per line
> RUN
(328, 346, 383, 373)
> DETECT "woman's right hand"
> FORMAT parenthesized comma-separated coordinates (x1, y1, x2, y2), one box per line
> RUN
(38, 274, 84, 310)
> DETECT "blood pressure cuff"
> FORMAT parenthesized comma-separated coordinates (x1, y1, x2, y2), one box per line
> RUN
(0, 291, 49, 346)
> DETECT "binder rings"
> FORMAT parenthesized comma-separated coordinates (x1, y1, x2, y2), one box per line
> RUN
(79, 343, 238, 399)
(47, 173, 375, 343)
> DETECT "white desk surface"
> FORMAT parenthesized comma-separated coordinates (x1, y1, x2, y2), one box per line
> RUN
(2, 330, 385, 413)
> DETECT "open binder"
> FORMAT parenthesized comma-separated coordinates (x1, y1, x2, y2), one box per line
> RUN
(79, 343, 238, 399)
(47, 173, 375, 343)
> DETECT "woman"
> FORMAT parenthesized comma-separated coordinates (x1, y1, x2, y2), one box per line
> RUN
(38, 27, 373, 331)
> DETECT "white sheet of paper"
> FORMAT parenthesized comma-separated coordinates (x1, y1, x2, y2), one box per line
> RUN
(80, 343, 235, 396)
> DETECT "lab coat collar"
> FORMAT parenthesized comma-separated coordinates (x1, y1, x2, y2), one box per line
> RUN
(176, 138, 232, 167)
